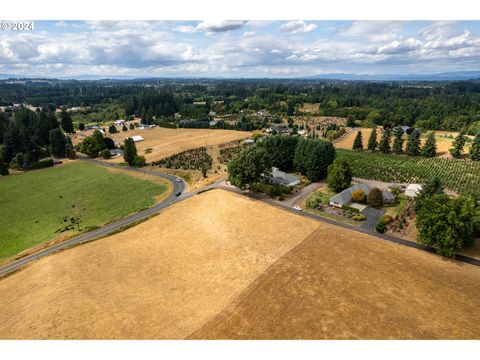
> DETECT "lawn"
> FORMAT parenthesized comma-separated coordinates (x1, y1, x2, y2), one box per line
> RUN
(384, 194, 408, 219)
(0, 161, 168, 261)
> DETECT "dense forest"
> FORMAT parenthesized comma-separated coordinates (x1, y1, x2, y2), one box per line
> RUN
(1, 78, 480, 132)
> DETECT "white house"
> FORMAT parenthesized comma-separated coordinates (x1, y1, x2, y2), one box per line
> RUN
(131, 135, 145, 143)
(114, 119, 125, 126)
(405, 184, 423, 198)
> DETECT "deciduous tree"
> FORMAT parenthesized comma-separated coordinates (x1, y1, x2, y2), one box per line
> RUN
(327, 158, 352, 192)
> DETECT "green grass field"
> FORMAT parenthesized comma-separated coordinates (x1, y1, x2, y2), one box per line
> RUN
(0, 161, 168, 261)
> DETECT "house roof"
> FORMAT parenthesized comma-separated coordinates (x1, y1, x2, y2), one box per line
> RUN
(271, 167, 300, 185)
(330, 183, 396, 205)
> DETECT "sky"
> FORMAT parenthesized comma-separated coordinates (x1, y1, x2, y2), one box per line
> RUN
(1, 20, 480, 78)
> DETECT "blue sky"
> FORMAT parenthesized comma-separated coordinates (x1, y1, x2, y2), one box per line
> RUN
(1, 20, 480, 77)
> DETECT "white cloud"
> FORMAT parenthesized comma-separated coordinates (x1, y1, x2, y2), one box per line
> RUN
(334, 21, 405, 42)
(280, 21, 317, 34)
(177, 21, 247, 34)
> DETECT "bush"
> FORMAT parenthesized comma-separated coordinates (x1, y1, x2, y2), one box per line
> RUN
(351, 189, 366, 203)
(31, 159, 54, 169)
(382, 215, 393, 224)
(132, 155, 146, 167)
(252, 182, 292, 199)
(367, 187, 383, 207)
(341, 204, 360, 213)
(375, 219, 387, 233)
(100, 149, 112, 159)
(104, 137, 116, 150)
(307, 198, 319, 209)
(352, 214, 366, 221)
(122, 125, 128, 132)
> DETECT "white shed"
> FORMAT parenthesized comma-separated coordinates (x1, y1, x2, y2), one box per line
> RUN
(405, 184, 423, 198)
(131, 135, 145, 142)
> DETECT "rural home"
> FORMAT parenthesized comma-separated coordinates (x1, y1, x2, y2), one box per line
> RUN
(329, 183, 396, 208)
(405, 184, 423, 198)
(267, 124, 292, 134)
(270, 167, 301, 187)
(114, 120, 126, 126)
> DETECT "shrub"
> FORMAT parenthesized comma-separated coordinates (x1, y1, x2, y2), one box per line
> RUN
(341, 204, 360, 213)
(31, 159, 54, 170)
(382, 215, 393, 224)
(104, 137, 116, 150)
(122, 125, 128, 132)
(129, 123, 135, 130)
(367, 187, 383, 207)
(375, 220, 387, 233)
(352, 214, 366, 221)
(132, 155, 146, 167)
(100, 149, 112, 159)
(351, 189, 366, 203)
(307, 198, 319, 209)
(252, 182, 292, 199)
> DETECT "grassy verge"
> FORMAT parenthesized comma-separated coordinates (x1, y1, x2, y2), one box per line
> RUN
(0, 161, 168, 261)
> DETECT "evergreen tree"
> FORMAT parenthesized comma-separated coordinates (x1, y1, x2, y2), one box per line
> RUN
(78, 123, 85, 131)
(2, 124, 22, 162)
(327, 158, 352, 192)
(352, 131, 363, 151)
(108, 124, 117, 134)
(0, 154, 8, 176)
(449, 131, 467, 159)
(92, 130, 106, 150)
(123, 137, 137, 165)
(305, 141, 336, 181)
(65, 137, 76, 159)
(378, 129, 391, 154)
(393, 128, 405, 154)
(470, 133, 480, 161)
(146, 107, 154, 125)
(406, 129, 421, 156)
(49, 129, 66, 157)
(421, 131, 437, 157)
(140, 107, 147, 125)
(122, 124, 128, 132)
(367, 128, 378, 151)
(60, 109, 74, 134)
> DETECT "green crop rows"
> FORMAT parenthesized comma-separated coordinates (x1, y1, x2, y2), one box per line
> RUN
(337, 149, 480, 195)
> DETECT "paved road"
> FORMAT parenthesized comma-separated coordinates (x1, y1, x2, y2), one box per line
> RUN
(1, 162, 479, 278)
(0, 158, 187, 278)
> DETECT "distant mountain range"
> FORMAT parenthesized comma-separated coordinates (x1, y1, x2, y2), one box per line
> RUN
(305, 71, 480, 81)
(1, 71, 480, 82)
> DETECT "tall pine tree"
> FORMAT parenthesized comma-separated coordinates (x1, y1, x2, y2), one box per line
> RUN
(406, 129, 421, 156)
(379, 129, 391, 154)
(470, 133, 480, 161)
(393, 128, 404, 154)
(60, 109, 74, 134)
(421, 132, 437, 157)
(352, 131, 363, 151)
(367, 128, 378, 151)
(449, 131, 467, 159)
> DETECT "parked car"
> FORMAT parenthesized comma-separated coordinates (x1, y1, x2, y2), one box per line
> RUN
(175, 191, 182, 196)
(176, 178, 182, 182)
(293, 206, 302, 211)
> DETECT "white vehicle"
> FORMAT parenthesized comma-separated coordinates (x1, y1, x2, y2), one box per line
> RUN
(176, 178, 182, 182)
(293, 206, 302, 211)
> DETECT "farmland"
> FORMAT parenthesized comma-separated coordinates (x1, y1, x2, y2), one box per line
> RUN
(0, 161, 169, 262)
(337, 149, 480, 195)
(192, 225, 480, 339)
(334, 127, 467, 156)
(1, 189, 480, 339)
(106, 127, 250, 163)
(0, 190, 319, 339)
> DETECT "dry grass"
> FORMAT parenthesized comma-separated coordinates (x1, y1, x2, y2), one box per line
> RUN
(334, 128, 467, 157)
(193, 225, 480, 339)
(0, 190, 318, 339)
(2, 190, 480, 339)
(107, 127, 250, 163)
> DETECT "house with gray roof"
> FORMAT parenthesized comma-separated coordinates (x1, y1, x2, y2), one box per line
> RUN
(329, 183, 396, 208)
(270, 167, 300, 187)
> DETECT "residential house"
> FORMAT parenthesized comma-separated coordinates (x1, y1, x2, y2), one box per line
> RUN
(329, 183, 396, 208)
(270, 167, 301, 187)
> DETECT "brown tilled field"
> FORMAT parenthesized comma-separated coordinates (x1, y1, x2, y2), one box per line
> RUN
(1, 190, 480, 339)
(334, 127, 466, 156)
(108, 127, 250, 163)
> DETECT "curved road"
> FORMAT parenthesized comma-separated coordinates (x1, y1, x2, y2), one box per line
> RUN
(1, 160, 479, 278)
(0, 158, 188, 278)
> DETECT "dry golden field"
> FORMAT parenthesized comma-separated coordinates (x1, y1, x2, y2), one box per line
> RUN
(1, 190, 479, 339)
(0, 190, 318, 339)
(334, 127, 468, 156)
(108, 127, 250, 163)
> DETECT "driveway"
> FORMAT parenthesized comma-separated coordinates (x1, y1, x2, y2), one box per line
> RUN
(360, 206, 385, 231)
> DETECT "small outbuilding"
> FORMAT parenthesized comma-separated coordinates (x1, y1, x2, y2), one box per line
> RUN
(131, 135, 145, 142)
(405, 184, 423, 198)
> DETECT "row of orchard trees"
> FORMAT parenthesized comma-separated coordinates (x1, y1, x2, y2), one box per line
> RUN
(0, 107, 75, 176)
(227, 135, 335, 188)
(352, 127, 480, 160)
